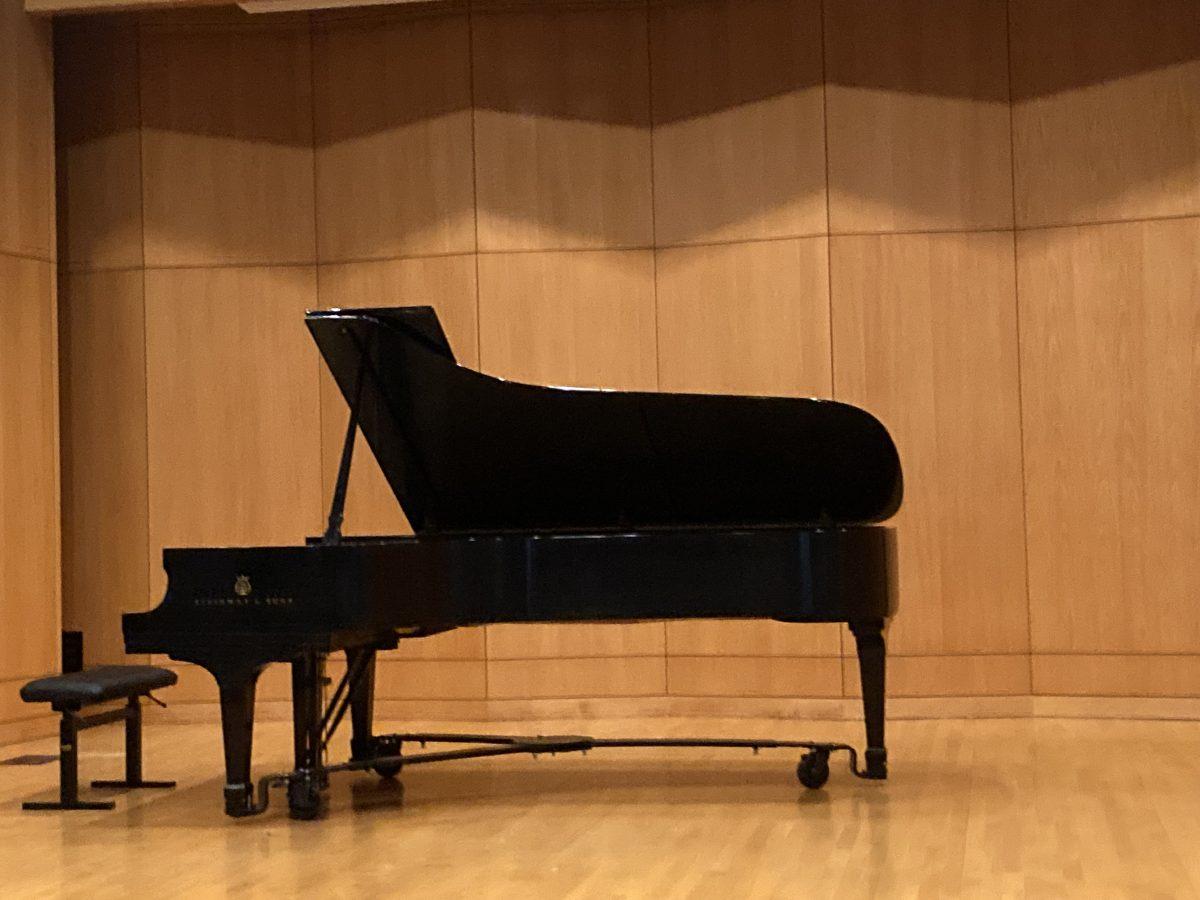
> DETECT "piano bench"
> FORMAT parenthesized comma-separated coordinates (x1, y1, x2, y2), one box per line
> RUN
(19, 666, 178, 811)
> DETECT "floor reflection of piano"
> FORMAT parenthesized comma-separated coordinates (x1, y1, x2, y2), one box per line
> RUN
(124, 306, 903, 819)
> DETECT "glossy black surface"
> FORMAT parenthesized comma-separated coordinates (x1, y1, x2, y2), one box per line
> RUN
(125, 527, 897, 657)
(306, 307, 902, 533)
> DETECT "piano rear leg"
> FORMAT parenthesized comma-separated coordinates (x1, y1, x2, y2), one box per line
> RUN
(850, 618, 887, 779)
(213, 662, 267, 817)
(348, 647, 376, 764)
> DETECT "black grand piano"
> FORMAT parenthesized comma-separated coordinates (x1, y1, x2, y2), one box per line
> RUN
(124, 306, 902, 819)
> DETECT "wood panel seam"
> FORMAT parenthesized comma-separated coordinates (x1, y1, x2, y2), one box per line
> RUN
(1004, 0, 1036, 692)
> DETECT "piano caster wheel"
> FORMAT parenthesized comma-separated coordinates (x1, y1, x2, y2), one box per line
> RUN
(366, 735, 402, 779)
(373, 762, 402, 780)
(796, 751, 830, 790)
(287, 774, 327, 821)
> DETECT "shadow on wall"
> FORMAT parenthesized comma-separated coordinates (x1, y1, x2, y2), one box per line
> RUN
(55, 0, 1200, 264)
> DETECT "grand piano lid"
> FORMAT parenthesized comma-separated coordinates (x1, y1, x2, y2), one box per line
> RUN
(306, 306, 903, 534)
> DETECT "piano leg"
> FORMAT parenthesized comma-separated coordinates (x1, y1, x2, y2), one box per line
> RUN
(288, 652, 328, 820)
(347, 648, 403, 779)
(213, 662, 267, 817)
(347, 647, 376, 764)
(850, 618, 887, 779)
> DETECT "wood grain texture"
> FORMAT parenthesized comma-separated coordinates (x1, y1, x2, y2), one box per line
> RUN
(667, 657, 842, 698)
(487, 657, 667, 700)
(1032, 655, 1200, 698)
(831, 232, 1028, 656)
(312, 8, 475, 262)
(1010, 0, 1200, 227)
(656, 237, 830, 397)
(477, 250, 657, 390)
(0, 256, 59, 679)
(144, 266, 322, 597)
(472, 2, 653, 250)
(375, 659, 487, 700)
(842, 654, 1030, 698)
(54, 18, 143, 272)
(317, 254, 477, 537)
(139, 18, 316, 267)
(657, 236, 836, 661)
(9, 718, 1200, 895)
(487, 623, 665, 660)
(666, 621, 839, 658)
(649, 0, 826, 246)
(59, 271, 149, 665)
(1018, 220, 1200, 654)
(824, 0, 1012, 234)
(0, 0, 53, 260)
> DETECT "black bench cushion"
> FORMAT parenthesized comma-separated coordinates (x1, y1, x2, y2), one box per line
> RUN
(21, 666, 177, 706)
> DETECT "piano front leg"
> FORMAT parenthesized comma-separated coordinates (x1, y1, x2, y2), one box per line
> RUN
(210, 659, 268, 817)
(850, 618, 887, 779)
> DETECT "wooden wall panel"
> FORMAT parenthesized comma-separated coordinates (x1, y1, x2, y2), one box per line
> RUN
(1018, 220, 1200, 654)
(317, 254, 477, 537)
(831, 233, 1027, 664)
(667, 657, 841, 698)
(54, 18, 142, 272)
(472, 1, 653, 251)
(649, 0, 825, 246)
(0, 0, 53, 260)
(656, 238, 830, 397)
(488, 657, 666, 700)
(374, 659, 486, 700)
(144, 266, 322, 595)
(312, 7, 475, 262)
(1032, 655, 1200, 698)
(477, 250, 656, 389)
(657, 237, 839, 684)
(0, 255, 59, 679)
(1010, 0, 1200, 227)
(139, 18, 316, 267)
(59, 271, 148, 664)
(843, 655, 1030, 698)
(824, 0, 1012, 234)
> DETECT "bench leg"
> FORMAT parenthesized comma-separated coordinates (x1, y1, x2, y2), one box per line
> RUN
(23, 711, 114, 811)
(91, 697, 175, 791)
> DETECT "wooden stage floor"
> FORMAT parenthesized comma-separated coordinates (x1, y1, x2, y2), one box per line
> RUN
(1, 716, 1198, 898)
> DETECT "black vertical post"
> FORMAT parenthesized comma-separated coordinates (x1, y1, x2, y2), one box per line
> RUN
(59, 712, 79, 805)
(24, 710, 115, 810)
(850, 618, 888, 779)
(61, 631, 84, 674)
(288, 652, 328, 819)
(348, 647, 377, 762)
(216, 665, 264, 817)
(125, 697, 142, 784)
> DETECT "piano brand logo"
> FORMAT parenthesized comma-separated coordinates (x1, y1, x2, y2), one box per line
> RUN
(191, 574, 296, 609)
